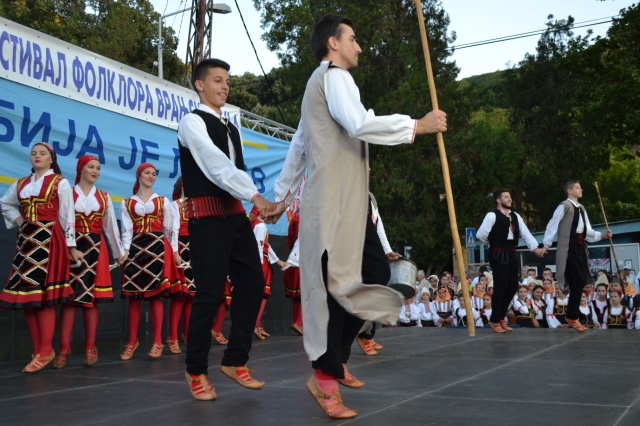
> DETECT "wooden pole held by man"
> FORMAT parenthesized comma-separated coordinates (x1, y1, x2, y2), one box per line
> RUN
(412, 0, 474, 336)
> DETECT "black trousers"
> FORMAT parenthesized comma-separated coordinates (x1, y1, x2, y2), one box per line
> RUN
(311, 217, 391, 378)
(185, 214, 264, 375)
(565, 244, 590, 320)
(358, 322, 377, 340)
(489, 250, 519, 323)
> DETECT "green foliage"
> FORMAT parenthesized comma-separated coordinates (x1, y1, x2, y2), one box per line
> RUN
(0, 0, 184, 84)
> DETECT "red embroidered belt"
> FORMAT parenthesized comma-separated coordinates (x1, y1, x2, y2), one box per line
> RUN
(490, 247, 516, 253)
(185, 196, 245, 219)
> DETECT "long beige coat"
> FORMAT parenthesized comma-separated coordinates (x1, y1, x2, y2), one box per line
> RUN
(299, 62, 410, 360)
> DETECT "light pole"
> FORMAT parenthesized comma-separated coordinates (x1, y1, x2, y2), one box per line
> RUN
(158, 3, 232, 80)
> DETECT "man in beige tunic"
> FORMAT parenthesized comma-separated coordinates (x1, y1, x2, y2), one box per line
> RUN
(267, 14, 447, 419)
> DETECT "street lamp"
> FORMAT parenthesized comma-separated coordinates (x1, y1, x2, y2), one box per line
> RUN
(158, 3, 232, 80)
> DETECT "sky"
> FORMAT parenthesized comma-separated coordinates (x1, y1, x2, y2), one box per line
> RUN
(149, 0, 636, 80)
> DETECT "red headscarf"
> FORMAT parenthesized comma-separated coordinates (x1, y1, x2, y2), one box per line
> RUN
(172, 176, 183, 201)
(32, 142, 62, 175)
(75, 155, 100, 185)
(133, 162, 156, 195)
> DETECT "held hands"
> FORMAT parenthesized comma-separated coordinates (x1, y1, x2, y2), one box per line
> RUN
(263, 200, 287, 224)
(116, 253, 128, 266)
(276, 260, 289, 269)
(70, 247, 84, 264)
(416, 110, 447, 135)
(536, 247, 548, 258)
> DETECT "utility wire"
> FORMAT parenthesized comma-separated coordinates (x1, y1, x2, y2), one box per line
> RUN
(230, 15, 621, 88)
(233, 0, 288, 124)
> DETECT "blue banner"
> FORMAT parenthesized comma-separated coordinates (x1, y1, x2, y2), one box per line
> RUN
(0, 78, 290, 235)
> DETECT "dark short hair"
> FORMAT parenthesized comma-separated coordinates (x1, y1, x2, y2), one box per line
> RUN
(596, 283, 608, 291)
(310, 14, 354, 62)
(528, 269, 536, 274)
(532, 285, 544, 293)
(544, 268, 552, 272)
(479, 265, 488, 274)
(191, 58, 230, 91)
(493, 188, 509, 206)
(563, 180, 580, 195)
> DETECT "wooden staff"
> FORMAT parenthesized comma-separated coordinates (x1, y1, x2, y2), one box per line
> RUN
(593, 182, 620, 274)
(412, 0, 474, 336)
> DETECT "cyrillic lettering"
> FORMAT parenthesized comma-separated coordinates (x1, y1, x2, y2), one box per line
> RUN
(20, 106, 51, 147)
(42, 48, 55, 84)
(55, 52, 67, 87)
(32, 43, 43, 80)
(72, 56, 84, 92)
(0, 99, 15, 143)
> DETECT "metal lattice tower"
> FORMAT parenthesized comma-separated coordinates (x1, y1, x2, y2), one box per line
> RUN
(183, 0, 213, 86)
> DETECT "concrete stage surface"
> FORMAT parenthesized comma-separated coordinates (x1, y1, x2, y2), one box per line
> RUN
(1, 328, 639, 426)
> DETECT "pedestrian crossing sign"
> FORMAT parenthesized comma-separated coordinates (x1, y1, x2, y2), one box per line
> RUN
(466, 228, 476, 249)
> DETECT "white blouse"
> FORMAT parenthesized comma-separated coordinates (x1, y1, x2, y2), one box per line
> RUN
(418, 302, 433, 322)
(253, 222, 279, 265)
(286, 238, 300, 267)
(398, 303, 420, 323)
(120, 194, 177, 252)
(74, 185, 124, 258)
(1, 169, 75, 246)
(476, 308, 493, 327)
(578, 305, 599, 325)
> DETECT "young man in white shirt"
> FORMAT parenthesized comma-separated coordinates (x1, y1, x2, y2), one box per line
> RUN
(540, 180, 612, 332)
(264, 14, 446, 419)
(476, 188, 542, 333)
(178, 58, 274, 401)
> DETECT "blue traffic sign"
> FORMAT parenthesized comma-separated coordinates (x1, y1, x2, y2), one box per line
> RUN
(466, 228, 477, 249)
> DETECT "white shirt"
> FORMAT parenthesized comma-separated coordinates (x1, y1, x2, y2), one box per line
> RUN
(273, 62, 417, 202)
(286, 238, 300, 267)
(0, 170, 76, 246)
(418, 302, 433, 322)
(476, 308, 493, 327)
(578, 305, 599, 325)
(120, 194, 178, 252)
(74, 185, 124, 258)
(476, 210, 539, 251)
(398, 303, 420, 323)
(543, 199, 602, 247)
(177, 104, 258, 201)
(371, 199, 392, 254)
(253, 222, 279, 265)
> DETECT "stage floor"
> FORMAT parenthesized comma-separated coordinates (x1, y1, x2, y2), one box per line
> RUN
(1, 327, 640, 426)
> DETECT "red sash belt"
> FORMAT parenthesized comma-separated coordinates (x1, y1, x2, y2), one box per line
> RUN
(490, 247, 516, 253)
(185, 196, 245, 219)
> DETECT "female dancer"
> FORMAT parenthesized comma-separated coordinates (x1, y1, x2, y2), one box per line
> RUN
(210, 278, 233, 345)
(283, 211, 302, 335)
(55, 156, 126, 368)
(120, 163, 180, 360)
(166, 177, 195, 354)
(0, 143, 75, 372)
(513, 286, 537, 328)
(249, 206, 286, 339)
(531, 285, 548, 328)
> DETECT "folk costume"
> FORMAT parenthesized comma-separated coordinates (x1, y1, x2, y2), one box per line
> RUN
(470, 286, 486, 312)
(0, 143, 75, 372)
(532, 298, 549, 328)
(167, 177, 195, 354)
(578, 304, 598, 328)
(284, 212, 303, 334)
(477, 208, 540, 330)
(543, 199, 603, 322)
(547, 296, 569, 328)
(57, 155, 125, 368)
(211, 278, 233, 345)
(601, 306, 631, 329)
(453, 299, 478, 327)
(250, 206, 281, 339)
(476, 308, 493, 327)
(592, 297, 610, 325)
(273, 61, 414, 390)
(120, 163, 180, 359)
(630, 308, 640, 330)
(418, 297, 435, 327)
(178, 103, 265, 390)
(397, 302, 419, 327)
(358, 193, 395, 346)
(432, 291, 455, 328)
(513, 298, 536, 328)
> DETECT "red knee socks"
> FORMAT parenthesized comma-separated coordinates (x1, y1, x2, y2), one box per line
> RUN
(149, 298, 164, 345)
(212, 301, 229, 334)
(182, 298, 193, 337)
(59, 304, 76, 354)
(127, 299, 142, 346)
(83, 306, 99, 351)
(169, 297, 185, 341)
(25, 310, 40, 356)
(255, 298, 267, 328)
(36, 306, 56, 356)
(292, 300, 302, 327)
(314, 368, 338, 394)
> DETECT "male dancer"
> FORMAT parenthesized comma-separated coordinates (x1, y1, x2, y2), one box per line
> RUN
(177, 58, 274, 400)
(266, 14, 446, 418)
(476, 188, 542, 333)
(541, 180, 611, 331)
